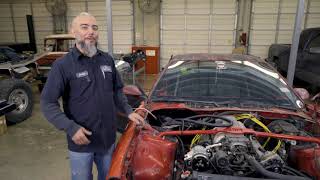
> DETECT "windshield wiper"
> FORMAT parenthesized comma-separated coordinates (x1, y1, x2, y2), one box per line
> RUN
(151, 96, 219, 107)
(239, 100, 298, 112)
(215, 99, 298, 112)
(267, 104, 298, 111)
(216, 100, 240, 107)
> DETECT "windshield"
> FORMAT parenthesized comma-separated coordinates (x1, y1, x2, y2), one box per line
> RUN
(151, 60, 301, 110)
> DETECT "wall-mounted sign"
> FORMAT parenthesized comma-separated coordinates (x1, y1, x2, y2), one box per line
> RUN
(146, 50, 156, 56)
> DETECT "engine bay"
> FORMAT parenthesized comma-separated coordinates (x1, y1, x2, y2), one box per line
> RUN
(135, 110, 319, 180)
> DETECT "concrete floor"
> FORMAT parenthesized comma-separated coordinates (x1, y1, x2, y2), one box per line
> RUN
(0, 74, 156, 180)
(0, 85, 70, 180)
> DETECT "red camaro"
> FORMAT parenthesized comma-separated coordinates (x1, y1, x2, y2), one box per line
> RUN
(109, 54, 320, 180)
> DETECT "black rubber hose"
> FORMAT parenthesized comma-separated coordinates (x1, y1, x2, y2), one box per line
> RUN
(245, 155, 311, 180)
(282, 166, 311, 178)
(171, 118, 233, 127)
(186, 114, 234, 123)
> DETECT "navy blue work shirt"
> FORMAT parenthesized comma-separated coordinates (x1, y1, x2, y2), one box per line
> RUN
(40, 47, 132, 153)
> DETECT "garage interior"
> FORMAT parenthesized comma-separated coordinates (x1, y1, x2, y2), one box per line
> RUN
(0, 0, 320, 180)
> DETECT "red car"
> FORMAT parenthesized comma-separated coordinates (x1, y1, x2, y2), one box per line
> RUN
(109, 54, 320, 180)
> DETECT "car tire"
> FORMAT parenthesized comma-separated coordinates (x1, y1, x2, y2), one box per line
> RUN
(0, 79, 33, 124)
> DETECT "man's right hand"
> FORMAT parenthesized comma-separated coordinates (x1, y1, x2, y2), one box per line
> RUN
(72, 127, 92, 145)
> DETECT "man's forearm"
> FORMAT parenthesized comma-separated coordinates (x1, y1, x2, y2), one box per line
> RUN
(40, 100, 81, 137)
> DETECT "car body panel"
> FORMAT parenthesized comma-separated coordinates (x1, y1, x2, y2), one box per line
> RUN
(36, 52, 68, 67)
(36, 34, 75, 67)
(109, 53, 320, 180)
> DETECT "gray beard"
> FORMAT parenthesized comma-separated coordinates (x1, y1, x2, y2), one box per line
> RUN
(76, 39, 97, 57)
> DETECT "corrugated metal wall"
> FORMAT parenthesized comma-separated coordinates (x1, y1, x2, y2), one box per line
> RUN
(0, 2, 52, 52)
(0, 0, 318, 61)
(0, 0, 133, 54)
(13, 4, 32, 44)
(249, 0, 320, 59)
(32, 3, 54, 52)
(305, 0, 320, 28)
(160, 0, 237, 68)
(0, 4, 17, 44)
(88, 0, 133, 54)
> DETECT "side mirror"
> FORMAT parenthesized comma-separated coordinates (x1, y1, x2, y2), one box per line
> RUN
(123, 85, 144, 97)
(117, 85, 146, 133)
(123, 84, 147, 109)
(293, 88, 310, 100)
(311, 92, 320, 102)
(309, 47, 320, 54)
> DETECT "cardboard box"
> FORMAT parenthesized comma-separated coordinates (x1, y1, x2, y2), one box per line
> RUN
(0, 116, 7, 135)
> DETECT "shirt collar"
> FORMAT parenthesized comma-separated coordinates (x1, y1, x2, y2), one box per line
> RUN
(71, 46, 102, 61)
(71, 46, 82, 60)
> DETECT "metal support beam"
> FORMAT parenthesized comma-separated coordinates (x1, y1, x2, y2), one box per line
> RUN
(247, 0, 254, 54)
(132, 0, 136, 45)
(183, 0, 187, 53)
(275, 0, 282, 44)
(304, 0, 310, 29)
(85, 0, 88, 12)
(9, 4, 17, 43)
(208, 0, 213, 53)
(106, 0, 113, 56)
(287, 0, 305, 86)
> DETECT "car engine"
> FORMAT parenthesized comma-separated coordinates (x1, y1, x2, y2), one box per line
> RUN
(184, 118, 284, 177)
(158, 114, 313, 179)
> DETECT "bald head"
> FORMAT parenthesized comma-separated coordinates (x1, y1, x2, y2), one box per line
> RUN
(71, 12, 99, 57)
(71, 12, 96, 31)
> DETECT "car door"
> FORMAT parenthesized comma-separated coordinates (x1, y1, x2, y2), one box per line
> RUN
(0, 52, 9, 64)
(298, 32, 320, 87)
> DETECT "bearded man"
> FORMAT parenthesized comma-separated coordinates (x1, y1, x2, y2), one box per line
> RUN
(40, 12, 144, 180)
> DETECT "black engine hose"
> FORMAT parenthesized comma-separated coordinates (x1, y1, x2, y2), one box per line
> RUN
(187, 114, 234, 125)
(170, 117, 233, 128)
(186, 114, 233, 121)
(282, 166, 311, 179)
(245, 155, 311, 180)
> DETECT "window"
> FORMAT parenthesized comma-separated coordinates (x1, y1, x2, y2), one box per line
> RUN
(0, 52, 9, 63)
(308, 35, 320, 48)
(151, 60, 299, 108)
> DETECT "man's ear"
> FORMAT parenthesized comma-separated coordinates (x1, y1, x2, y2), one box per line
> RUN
(70, 28, 75, 35)
(69, 29, 76, 39)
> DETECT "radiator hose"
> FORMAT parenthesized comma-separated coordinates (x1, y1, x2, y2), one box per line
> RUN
(245, 155, 311, 180)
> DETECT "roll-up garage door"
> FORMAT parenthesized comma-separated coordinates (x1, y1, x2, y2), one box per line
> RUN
(0, 4, 19, 44)
(160, 0, 237, 68)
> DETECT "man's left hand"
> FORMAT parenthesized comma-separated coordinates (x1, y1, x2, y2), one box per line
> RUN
(128, 112, 145, 125)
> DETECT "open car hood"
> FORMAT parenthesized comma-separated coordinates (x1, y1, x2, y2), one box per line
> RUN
(109, 103, 320, 180)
